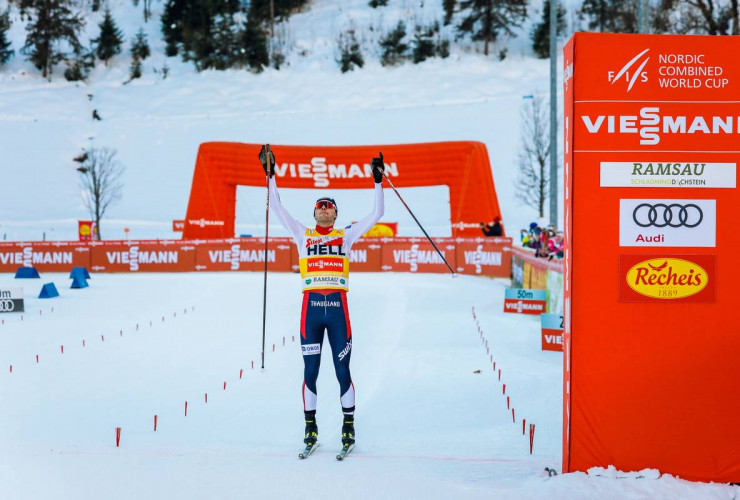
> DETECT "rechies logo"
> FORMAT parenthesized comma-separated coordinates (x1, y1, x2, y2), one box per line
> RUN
(626, 258, 707, 299)
(608, 49, 650, 92)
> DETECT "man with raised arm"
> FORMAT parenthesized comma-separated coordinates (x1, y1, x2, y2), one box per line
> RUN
(259, 146, 385, 459)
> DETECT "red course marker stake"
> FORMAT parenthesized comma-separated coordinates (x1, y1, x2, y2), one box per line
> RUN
(239, 369, 243, 379)
(116, 427, 121, 447)
(36, 355, 39, 364)
(503, 384, 506, 395)
(529, 424, 535, 454)
(9, 365, 12, 373)
(522, 419, 526, 435)
(60, 345, 64, 354)
(83, 340, 86, 347)
(512, 408, 515, 423)
(205, 393, 208, 403)
(507, 396, 510, 409)
(493, 362, 496, 371)
(154, 415, 158, 431)
(283, 337, 285, 346)
(272, 344, 275, 352)
(498, 369, 501, 381)
(185, 401, 188, 416)
(251, 361, 254, 370)
(223, 381, 227, 390)
(101, 335, 105, 342)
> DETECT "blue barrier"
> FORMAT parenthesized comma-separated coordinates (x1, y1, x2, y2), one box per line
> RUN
(15, 267, 40, 279)
(39, 283, 60, 298)
(69, 267, 91, 279)
(71, 276, 88, 289)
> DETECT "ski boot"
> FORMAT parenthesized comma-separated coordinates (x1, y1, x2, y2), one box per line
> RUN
(304, 411, 318, 445)
(341, 414, 355, 446)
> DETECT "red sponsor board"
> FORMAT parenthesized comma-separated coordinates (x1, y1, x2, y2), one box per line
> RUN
(89, 241, 196, 272)
(348, 239, 382, 272)
(381, 238, 454, 273)
(542, 329, 563, 352)
(503, 299, 547, 315)
(172, 220, 185, 232)
(0, 242, 91, 272)
(307, 257, 344, 273)
(454, 237, 512, 277)
(619, 254, 716, 303)
(194, 239, 292, 272)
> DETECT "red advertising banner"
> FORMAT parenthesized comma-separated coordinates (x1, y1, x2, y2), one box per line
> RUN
(563, 33, 740, 483)
(348, 239, 382, 272)
(194, 239, 292, 272)
(89, 241, 196, 272)
(172, 220, 185, 232)
(0, 242, 91, 272)
(381, 238, 455, 273)
(455, 237, 512, 277)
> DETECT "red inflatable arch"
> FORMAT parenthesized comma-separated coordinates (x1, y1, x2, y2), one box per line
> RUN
(182, 142, 503, 239)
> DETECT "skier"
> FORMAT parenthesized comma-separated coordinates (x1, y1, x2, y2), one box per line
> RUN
(259, 146, 385, 458)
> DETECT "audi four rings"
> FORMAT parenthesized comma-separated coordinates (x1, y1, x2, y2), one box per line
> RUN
(632, 203, 703, 228)
(0, 300, 16, 312)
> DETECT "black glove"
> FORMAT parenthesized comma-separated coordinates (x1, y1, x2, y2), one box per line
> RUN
(259, 145, 276, 178)
(371, 152, 384, 184)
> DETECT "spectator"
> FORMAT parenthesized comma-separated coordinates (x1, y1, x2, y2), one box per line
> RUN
(480, 216, 503, 237)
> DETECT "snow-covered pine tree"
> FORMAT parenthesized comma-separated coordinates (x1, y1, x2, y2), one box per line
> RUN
(337, 29, 363, 73)
(379, 21, 408, 66)
(239, 14, 269, 72)
(21, 0, 84, 78)
(131, 29, 150, 61)
(457, 0, 527, 56)
(0, 8, 13, 66)
(531, 0, 566, 58)
(93, 9, 123, 65)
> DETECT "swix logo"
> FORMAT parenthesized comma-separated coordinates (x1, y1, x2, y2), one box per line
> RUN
(106, 247, 179, 271)
(275, 157, 398, 188)
(464, 245, 502, 273)
(338, 339, 352, 361)
(581, 107, 740, 145)
(608, 48, 650, 91)
(392, 244, 446, 272)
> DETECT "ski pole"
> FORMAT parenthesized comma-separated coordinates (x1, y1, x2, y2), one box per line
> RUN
(380, 168, 456, 277)
(260, 144, 274, 370)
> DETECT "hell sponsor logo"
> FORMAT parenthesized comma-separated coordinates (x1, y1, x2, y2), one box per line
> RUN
(608, 49, 729, 92)
(600, 162, 736, 188)
(619, 255, 716, 303)
(0, 288, 24, 313)
(619, 199, 716, 247)
(462, 244, 502, 274)
(581, 107, 740, 145)
(274, 157, 398, 188)
(503, 288, 548, 315)
(208, 245, 276, 270)
(106, 246, 179, 271)
(393, 244, 447, 272)
(540, 313, 563, 352)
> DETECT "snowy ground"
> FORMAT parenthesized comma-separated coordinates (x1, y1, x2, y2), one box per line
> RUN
(0, 272, 735, 499)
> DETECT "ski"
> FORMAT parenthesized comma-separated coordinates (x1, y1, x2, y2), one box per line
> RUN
(336, 443, 354, 461)
(298, 442, 319, 459)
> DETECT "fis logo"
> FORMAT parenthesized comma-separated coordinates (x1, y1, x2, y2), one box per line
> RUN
(608, 49, 650, 92)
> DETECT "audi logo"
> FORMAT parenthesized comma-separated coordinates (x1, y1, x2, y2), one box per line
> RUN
(0, 300, 15, 312)
(632, 203, 703, 228)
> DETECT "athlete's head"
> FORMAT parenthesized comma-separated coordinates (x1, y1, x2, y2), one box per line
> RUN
(314, 197, 338, 227)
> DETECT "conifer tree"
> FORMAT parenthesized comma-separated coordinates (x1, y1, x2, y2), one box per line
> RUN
(457, 0, 527, 56)
(443, 0, 456, 25)
(93, 9, 123, 65)
(22, 0, 84, 78)
(0, 8, 13, 66)
(337, 29, 363, 73)
(239, 14, 269, 71)
(412, 24, 437, 64)
(379, 21, 408, 66)
(131, 28, 150, 60)
(531, 0, 566, 58)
